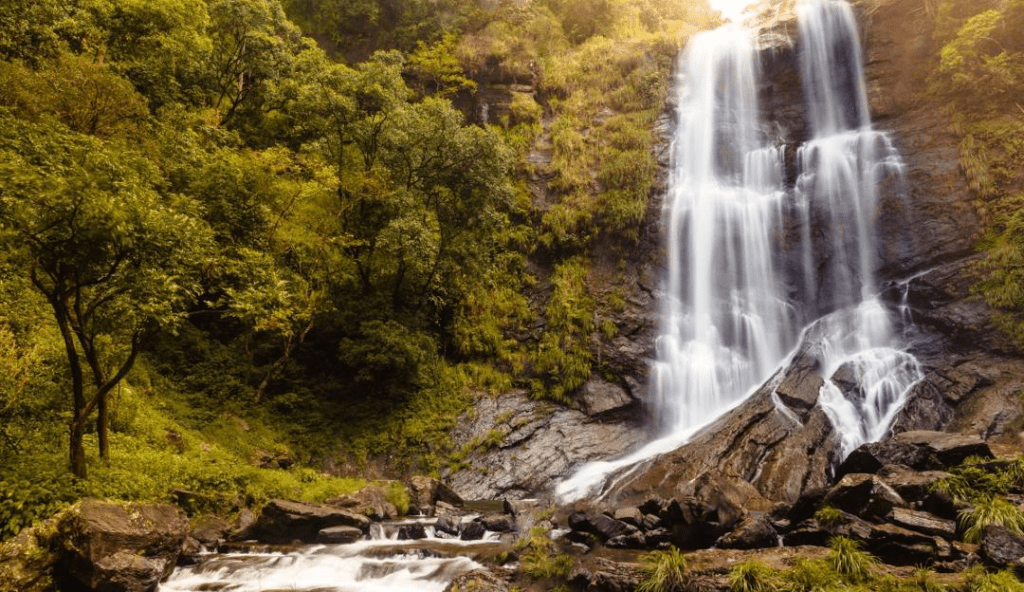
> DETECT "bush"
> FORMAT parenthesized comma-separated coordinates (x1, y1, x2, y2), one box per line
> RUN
(729, 560, 778, 592)
(828, 536, 876, 583)
(959, 496, 1024, 543)
(637, 547, 692, 592)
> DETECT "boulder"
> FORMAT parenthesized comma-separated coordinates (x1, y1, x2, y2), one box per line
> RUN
(837, 441, 934, 477)
(569, 512, 633, 542)
(317, 525, 364, 544)
(408, 476, 463, 513)
(886, 508, 956, 540)
(823, 474, 907, 521)
(606, 530, 647, 549)
(876, 465, 951, 503)
(894, 431, 993, 467)
(251, 499, 371, 544)
(613, 507, 644, 528)
(481, 514, 514, 533)
(680, 472, 773, 530)
(435, 515, 462, 537)
(0, 525, 60, 592)
(189, 516, 231, 546)
(397, 523, 428, 541)
(56, 499, 189, 592)
(979, 524, 1024, 572)
(716, 515, 778, 550)
(228, 508, 257, 541)
(325, 484, 399, 520)
(461, 521, 487, 541)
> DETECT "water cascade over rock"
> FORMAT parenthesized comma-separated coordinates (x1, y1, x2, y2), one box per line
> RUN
(558, 0, 923, 502)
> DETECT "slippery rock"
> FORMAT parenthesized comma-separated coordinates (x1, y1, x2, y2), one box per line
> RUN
(461, 521, 487, 541)
(317, 525, 364, 544)
(56, 499, 189, 592)
(446, 391, 644, 500)
(251, 499, 370, 544)
(774, 351, 823, 419)
(435, 515, 462, 537)
(481, 514, 514, 533)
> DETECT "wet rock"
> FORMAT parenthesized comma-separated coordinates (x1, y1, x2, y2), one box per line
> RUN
(446, 391, 644, 500)
(318, 525, 364, 544)
(775, 351, 823, 418)
(979, 524, 1024, 572)
(56, 499, 189, 592)
(579, 379, 635, 416)
(326, 484, 399, 520)
(716, 515, 778, 550)
(868, 522, 946, 566)
(435, 515, 462, 537)
(886, 507, 956, 539)
(190, 516, 231, 546)
(823, 474, 908, 521)
(252, 499, 371, 544)
(461, 521, 487, 541)
(889, 379, 954, 434)
(837, 441, 934, 477)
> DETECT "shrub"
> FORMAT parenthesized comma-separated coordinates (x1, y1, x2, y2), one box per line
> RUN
(828, 536, 876, 583)
(637, 547, 692, 592)
(959, 496, 1024, 543)
(729, 560, 778, 592)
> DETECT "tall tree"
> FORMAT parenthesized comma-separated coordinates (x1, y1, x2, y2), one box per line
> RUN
(0, 116, 211, 477)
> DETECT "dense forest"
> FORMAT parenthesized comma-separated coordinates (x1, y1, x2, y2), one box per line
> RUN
(0, 0, 719, 537)
(1, 0, 1024, 559)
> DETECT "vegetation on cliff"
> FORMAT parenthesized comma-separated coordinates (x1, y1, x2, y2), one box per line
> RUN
(0, 0, 723, 540)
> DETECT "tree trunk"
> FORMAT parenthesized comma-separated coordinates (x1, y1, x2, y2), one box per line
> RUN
(70, 419, 87, 479)
(98, 394, 109, 461)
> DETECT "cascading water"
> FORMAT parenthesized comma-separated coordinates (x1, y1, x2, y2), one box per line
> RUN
(158, 517, 500, 592)
(558, 0, 922, 501)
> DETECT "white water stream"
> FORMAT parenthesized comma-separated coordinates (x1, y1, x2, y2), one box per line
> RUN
(558, 0, 922, 501)
(158, 518, 501, 592)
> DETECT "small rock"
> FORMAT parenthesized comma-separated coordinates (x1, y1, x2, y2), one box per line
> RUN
(397, 523, 428, 541)
(481, 514, 513, 532)
(613, 507, 643, 528)
(606, 531, 647, 549)
(435, 515, 462, 537)
(579, 379, 634, 416)
(461, 521, 487, 541)
(190, 516, 231, 546)
(317, 526, 364, 544)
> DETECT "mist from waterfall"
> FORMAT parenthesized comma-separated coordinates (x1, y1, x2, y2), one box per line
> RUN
(557, 0, 922, 501)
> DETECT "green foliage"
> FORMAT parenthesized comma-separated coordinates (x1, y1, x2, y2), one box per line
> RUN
(815, 505, 845, 527)
(930, 456, 1024, 504)
(963, 567, 1024, 592)
(828, 536, 876, 583)
(532, 258, 595, 402)
(517, 525, 573, 579)
(729, 560, 778, 592)
(637, 547, 692, 592)
(959, 496, 1024, 543)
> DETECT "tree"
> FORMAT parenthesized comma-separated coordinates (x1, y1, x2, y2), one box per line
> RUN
(0, 115, 211, 477)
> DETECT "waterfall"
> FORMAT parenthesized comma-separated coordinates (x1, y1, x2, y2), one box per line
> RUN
(557, 0, 921, 501)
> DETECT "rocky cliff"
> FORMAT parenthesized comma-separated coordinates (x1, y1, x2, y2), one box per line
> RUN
(446, 0, 1024, 505)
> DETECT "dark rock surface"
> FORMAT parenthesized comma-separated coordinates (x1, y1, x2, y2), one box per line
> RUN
(325, 484, 399, 520)
(979, 524, 1024, 572)
(317, 525, 364, 544)
(251, 499, 371, 544)
(56, 499, 189, 592)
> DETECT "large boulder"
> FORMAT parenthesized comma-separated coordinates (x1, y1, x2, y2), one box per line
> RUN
(326, 484, 399, 520)
(822, 474, 908, 521)
(56, 499, 189, 592)
(979, 524, 1024, 573)
(251, 499, 371, 544)
(407, 476, 463, 514)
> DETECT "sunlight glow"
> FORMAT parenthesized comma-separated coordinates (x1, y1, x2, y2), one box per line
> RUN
(709, 0, 755, 22)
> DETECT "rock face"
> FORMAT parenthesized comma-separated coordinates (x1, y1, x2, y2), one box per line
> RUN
(56, 499, 189, 592)
(446, 390, 645, 500)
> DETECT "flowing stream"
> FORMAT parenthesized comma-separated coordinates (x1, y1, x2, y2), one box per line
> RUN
(558, 0, 922, 501)
(158, 517, 504, 592)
